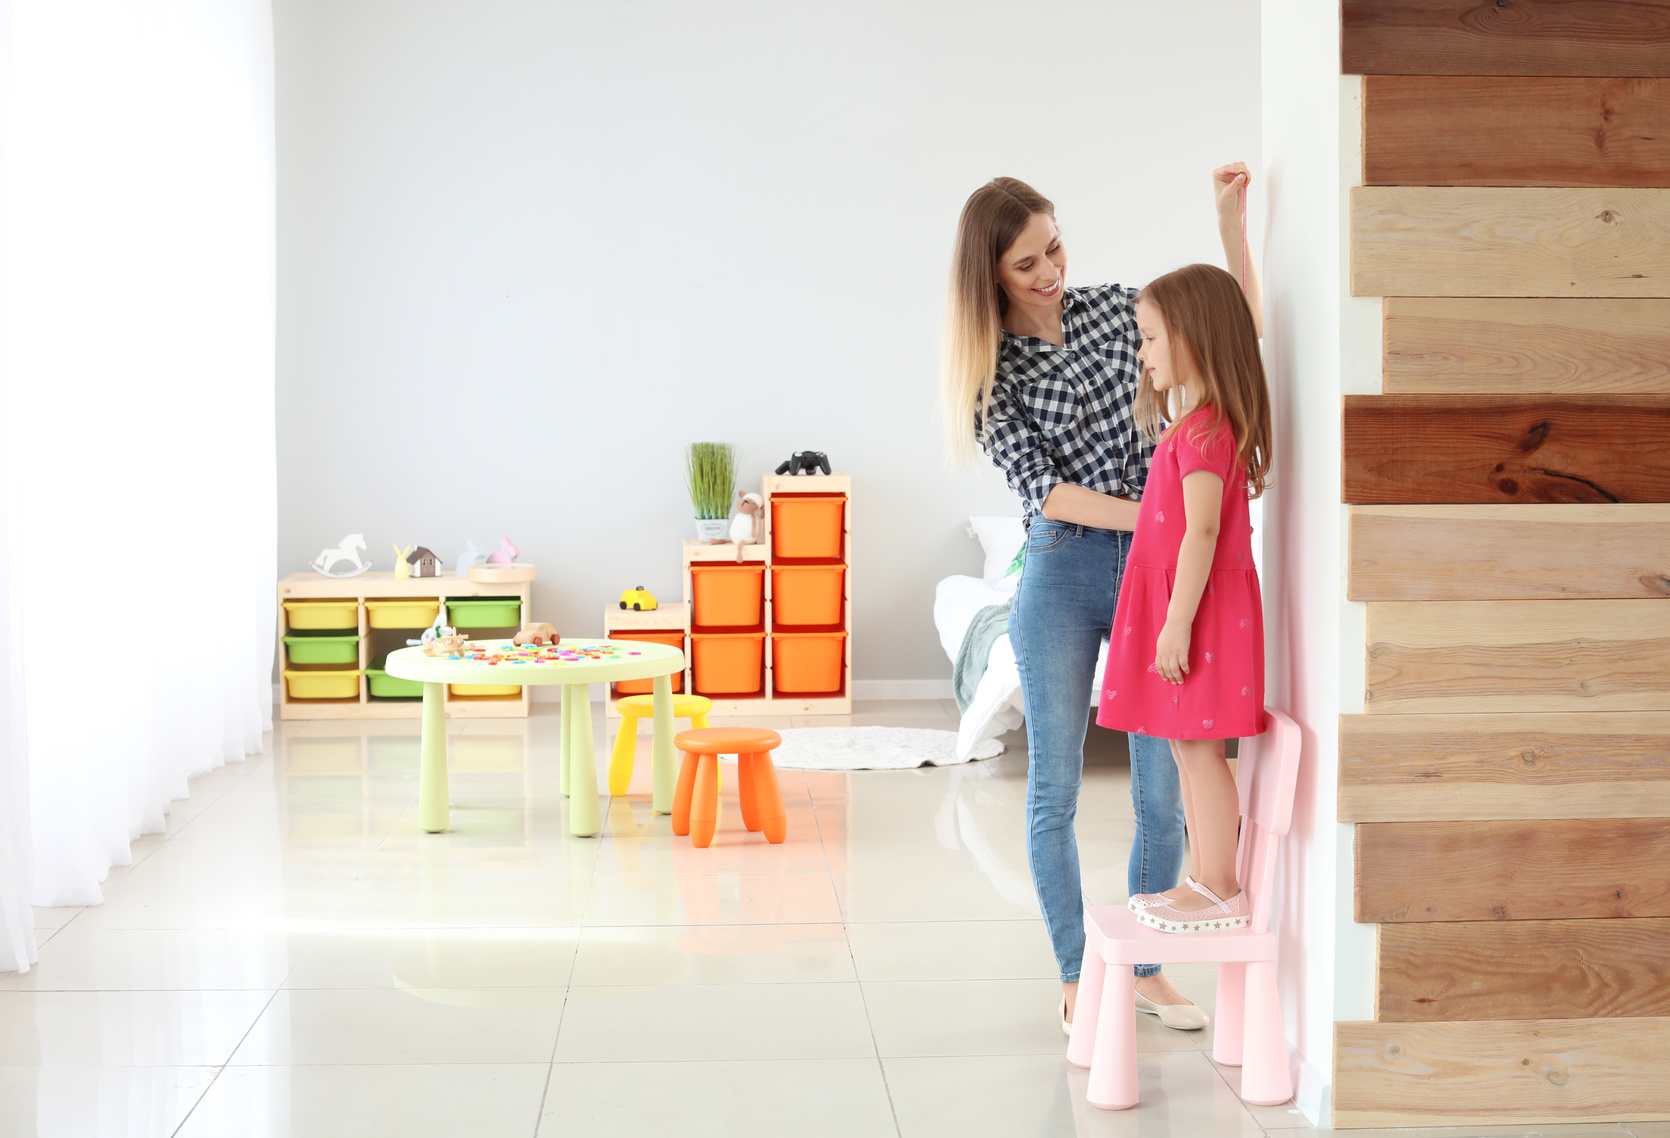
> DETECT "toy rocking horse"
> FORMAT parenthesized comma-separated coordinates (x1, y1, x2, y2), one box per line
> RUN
(311, 534, 372, 578)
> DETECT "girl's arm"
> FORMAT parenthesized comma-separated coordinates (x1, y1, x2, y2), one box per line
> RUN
(1154, 471, 1225, 684)
(1041, 483, 1140, 531)
(1213, 163, 1264, 339)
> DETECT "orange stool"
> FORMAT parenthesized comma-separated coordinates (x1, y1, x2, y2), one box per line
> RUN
(671, 728, 786, 848)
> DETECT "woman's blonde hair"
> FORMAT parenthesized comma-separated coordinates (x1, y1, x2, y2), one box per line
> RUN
(1136, 263, 1272, 498)
(941, 177, 1055, 463)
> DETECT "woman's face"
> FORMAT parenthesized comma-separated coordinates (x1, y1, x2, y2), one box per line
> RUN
(1136, 297, 1180, 393)
(994, 212, 1066, 313)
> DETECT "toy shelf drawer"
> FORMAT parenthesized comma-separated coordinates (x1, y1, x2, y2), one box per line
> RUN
(689, 564, 764, 627)
(451, 683, 521, 697)
(610, 630, 685, 695)
(770, 495, 845, 560)
(364, 599, 440, 629)
(446, 598, 522, 628)
(770, 563, 846, 626)
(283, 600, 359, 630)
(691, 632, 764, 695)
(283, 634, 360, 666)
(283, 669, 361, 700)
(365, 668, 422, 698)
(772, 630, 846, 694)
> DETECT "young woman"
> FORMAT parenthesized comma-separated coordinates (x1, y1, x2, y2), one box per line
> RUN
(941, 166, 1261, 1032)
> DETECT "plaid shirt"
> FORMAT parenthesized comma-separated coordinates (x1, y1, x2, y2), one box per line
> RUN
(979, 283, 1154, 524)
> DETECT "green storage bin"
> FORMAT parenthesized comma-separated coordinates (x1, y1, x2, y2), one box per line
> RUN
(366, 668, 423, 698)
(283, 634, 360, 666)
(446, 598, 522, 627)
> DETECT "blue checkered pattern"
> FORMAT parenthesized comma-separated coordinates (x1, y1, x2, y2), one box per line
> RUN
(978, 284, 1153, 523)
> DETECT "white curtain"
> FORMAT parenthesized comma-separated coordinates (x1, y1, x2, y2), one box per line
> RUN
(1, 0, 276, 921)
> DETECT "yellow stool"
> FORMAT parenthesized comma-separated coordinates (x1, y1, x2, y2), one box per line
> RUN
(609, 694, 713, 797)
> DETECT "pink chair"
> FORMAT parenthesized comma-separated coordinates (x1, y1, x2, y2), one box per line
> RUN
(1067, 709, 1301, 1111)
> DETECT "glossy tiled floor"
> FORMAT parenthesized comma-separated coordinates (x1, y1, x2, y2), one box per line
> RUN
(6, 701, 1666, 1138)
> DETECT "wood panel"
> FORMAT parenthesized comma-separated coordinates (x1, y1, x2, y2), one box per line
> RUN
(1333, 1018, 1670, 1128)
(1383, 298, 1670, 395)
(1377, 919, 1670, 1022)
(1339, 712, 1670, 822)
(1343, 0, 1670, 78)
(1365, 599, 1670, 714)
(1342, 395, 1670, 505)
(1366, 76, 1670, 188)
(1349, 505, 1670, 601)
(1351, 187, 1670, 297)
(1355, 819, 1670, 923)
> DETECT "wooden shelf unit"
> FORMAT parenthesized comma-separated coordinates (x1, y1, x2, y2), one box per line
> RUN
(604, 472, 852, 718)
(277, 571, 532, 720)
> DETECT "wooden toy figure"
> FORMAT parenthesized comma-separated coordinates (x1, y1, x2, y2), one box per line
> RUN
(407, 546, 441, 578)
(393, 543, 413, 580)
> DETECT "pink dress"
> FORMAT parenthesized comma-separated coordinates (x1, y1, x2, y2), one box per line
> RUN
(1097, 408, 1265, 741)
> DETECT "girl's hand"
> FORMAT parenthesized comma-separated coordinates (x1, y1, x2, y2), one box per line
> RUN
(1155, 620, 1191, 685)
(1213, 162, 1249, 225)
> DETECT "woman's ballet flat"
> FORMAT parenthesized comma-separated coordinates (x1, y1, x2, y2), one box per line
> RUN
(1134, 879, 1250, 934)
(1060, 994, 1073, 1038)
(1135, 992, 1210, 1031)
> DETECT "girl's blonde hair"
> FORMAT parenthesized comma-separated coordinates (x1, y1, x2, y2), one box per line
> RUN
(941, 177, 1055, 463)
(1136, 263, 1272, 498)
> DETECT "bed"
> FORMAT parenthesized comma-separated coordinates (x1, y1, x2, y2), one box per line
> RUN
(937, 517, 1106, 761)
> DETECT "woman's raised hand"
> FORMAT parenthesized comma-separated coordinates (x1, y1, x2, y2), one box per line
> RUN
(1213, 162, 1250, 226)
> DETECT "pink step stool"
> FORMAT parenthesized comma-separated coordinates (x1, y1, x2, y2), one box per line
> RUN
(1068, 709, 1302, 1111)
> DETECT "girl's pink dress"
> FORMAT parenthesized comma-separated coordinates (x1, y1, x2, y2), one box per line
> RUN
(1097, 408, 1265, 740)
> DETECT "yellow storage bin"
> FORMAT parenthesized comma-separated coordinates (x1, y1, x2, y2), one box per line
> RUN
(283, 600, 359, 630)
(283, 669, 361, 700)
(450, 683, 521, 697)
(364, 599, 441, 628)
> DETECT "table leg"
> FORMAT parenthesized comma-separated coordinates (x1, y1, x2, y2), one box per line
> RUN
(651, 673, 675, 815)
(567, 683, 601, 837)
(559, 683, 573, 797)
(418, 681, 449, 833)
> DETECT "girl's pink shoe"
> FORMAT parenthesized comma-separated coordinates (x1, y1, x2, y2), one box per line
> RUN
(1134, 879, 1249, 934)
(1126, 875, 1205, 912)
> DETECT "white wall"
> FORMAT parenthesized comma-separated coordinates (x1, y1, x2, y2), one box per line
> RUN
(273, 0, 1261, 683)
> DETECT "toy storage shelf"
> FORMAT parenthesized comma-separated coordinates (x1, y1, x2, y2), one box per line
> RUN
(277, 571, 532, 720)
(604, 472, 852, 718)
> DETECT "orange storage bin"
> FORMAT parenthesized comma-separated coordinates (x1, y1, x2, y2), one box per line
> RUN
(689, 564, 765, 627)
(611, 630, 686, 696)
(770, 495, 845, 560)
(771, 563, 846, 627)
(772, 630, 847, 694)
(691, 632, 765, 694)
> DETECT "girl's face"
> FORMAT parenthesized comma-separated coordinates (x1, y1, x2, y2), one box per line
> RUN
(1136, 297, 1183, 394)
(994, 212, 1066, 313)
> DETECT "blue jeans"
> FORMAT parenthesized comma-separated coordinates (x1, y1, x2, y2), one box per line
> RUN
(1009, 520, 1186, 982)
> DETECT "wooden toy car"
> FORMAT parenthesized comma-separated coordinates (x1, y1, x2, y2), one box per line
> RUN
(619, 585, 658, 611)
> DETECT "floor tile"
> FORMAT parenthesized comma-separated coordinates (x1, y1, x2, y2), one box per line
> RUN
(0, 1064, 217, 1138)
(554, 983, 874, 1062)
(0, 929, 306, 992)
(31, 908, 84, 932)
(175, 1064, 549, 1138)
(584, 869, 843, 926)
(283, 928, 579, 990)
(864, 978, 1083, 1057)
(114, 838, 374, 882)
(1628, 1126, 1670, 1137)
(539, 1059, 897, 1137)
(70, 878, 349, 932)
(848, 919, 1056, 982)
(570, 923, 854, 986)
(884, 1050, 1265, 1137)
(229, 987, 565, 1065)
(0, 990, 273, 1066)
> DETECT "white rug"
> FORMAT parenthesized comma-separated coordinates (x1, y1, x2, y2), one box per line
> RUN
(769, 726, 1004, 771)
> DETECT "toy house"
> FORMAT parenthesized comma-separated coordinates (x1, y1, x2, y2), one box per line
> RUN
(407, 546, 440, 578)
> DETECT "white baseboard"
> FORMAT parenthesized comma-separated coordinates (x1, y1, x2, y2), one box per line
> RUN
(851, 679, 953, 701)
(1294, 1051, 1330, 1127)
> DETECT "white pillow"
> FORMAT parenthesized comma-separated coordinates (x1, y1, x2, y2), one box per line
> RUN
(968, 516, 1026, 589)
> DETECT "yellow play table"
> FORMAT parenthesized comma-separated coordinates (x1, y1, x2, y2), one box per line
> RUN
(384, 638, 686, 837)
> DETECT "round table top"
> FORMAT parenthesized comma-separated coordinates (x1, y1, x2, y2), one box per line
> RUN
(383, 637, 685, 686)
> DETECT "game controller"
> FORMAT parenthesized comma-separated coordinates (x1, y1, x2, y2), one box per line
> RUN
(774, 451, 831, 476)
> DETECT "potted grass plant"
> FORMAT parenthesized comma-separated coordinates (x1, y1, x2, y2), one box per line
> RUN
(686, 442, 736, 542)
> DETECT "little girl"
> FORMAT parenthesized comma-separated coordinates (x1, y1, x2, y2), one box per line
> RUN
(1096, 262, 1272, 934)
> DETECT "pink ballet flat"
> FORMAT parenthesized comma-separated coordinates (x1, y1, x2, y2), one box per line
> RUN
(1134, 878, 1249, 934)
(1126, 876, 1203, 911)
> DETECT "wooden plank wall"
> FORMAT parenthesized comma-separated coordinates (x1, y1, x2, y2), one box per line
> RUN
(1337, 3, 1670, 1128)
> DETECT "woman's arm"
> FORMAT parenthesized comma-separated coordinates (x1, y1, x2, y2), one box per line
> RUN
(1213, 163, 1264, 339)
(1153, 471, 1225, 684)
(1041, 483, 1140, 532)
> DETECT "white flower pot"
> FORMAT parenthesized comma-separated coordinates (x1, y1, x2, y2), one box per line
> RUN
(694, 518, 729, 542)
